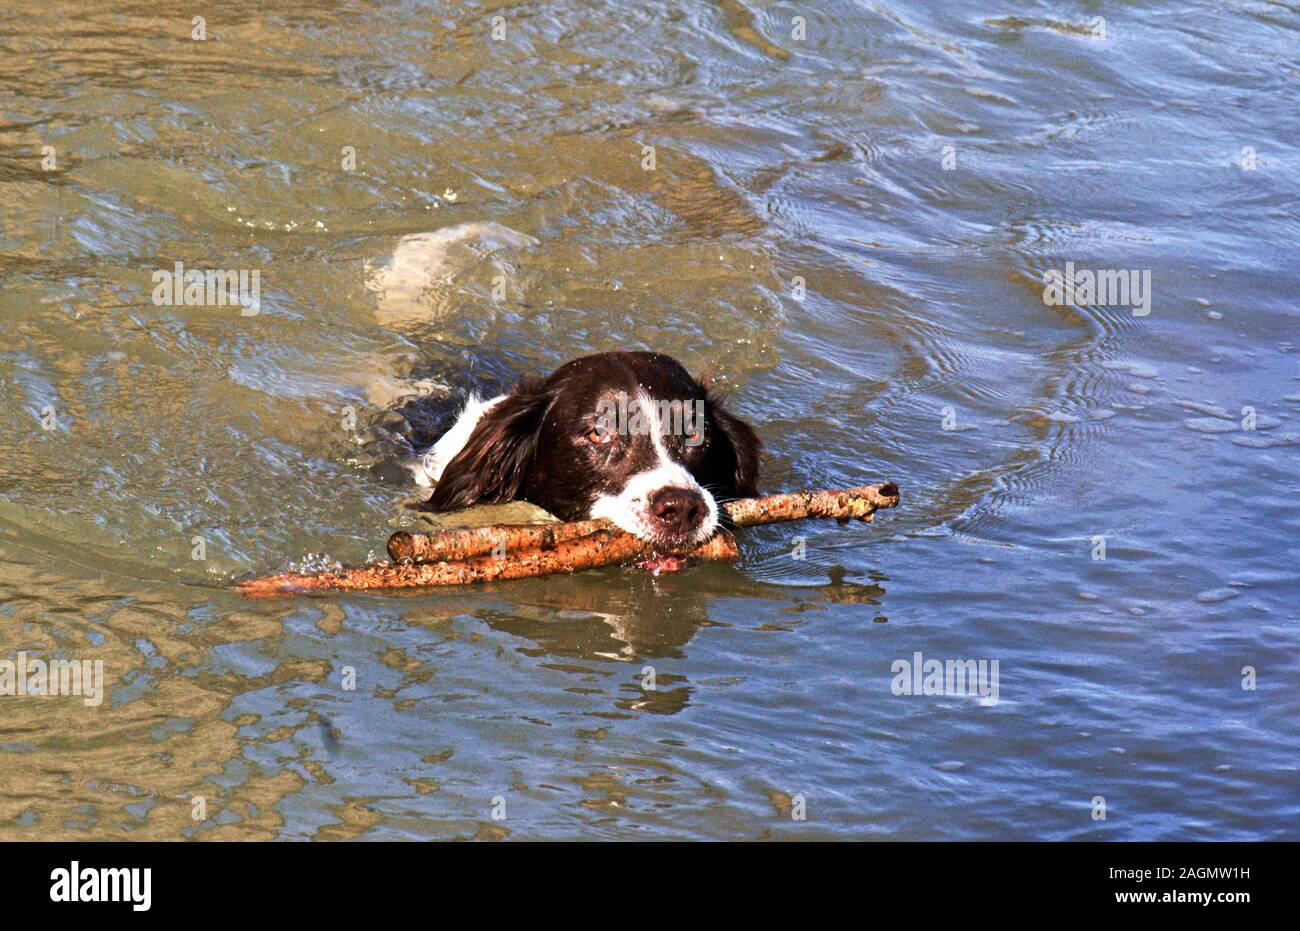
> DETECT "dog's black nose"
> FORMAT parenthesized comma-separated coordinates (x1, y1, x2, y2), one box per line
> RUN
(648, 487, 707, 535)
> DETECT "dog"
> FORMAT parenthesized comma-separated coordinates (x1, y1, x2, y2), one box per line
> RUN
(413, 351, 760, 555)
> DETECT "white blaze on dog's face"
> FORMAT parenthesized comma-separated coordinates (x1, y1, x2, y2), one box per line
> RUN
(419, 351, 761, 549)
(588, 392, 719, 547)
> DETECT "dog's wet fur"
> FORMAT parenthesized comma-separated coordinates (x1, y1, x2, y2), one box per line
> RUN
(414, 351, 760, 550)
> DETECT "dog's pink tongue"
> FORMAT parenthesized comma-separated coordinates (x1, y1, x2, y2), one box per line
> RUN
(637, 555, 688, 575)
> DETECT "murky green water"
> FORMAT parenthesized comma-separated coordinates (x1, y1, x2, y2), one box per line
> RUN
(0, 1, 1296, 839)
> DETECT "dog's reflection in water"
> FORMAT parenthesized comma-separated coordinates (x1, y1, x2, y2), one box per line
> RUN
(478, 569, 712, 715)
(397, 562, 886, 716)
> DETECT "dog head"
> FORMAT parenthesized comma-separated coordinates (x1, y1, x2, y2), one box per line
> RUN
(421, 351, 760, 548)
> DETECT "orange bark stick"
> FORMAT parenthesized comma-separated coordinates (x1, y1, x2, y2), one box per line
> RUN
(238, 527, 739, 598)
(387, 483, 899, 563)
(724, 482, 899, 526)
(237, 483, 899, 598)
(387, 519, 609, 564)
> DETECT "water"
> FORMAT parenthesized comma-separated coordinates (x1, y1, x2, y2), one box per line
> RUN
(0, 0, 1296, 840)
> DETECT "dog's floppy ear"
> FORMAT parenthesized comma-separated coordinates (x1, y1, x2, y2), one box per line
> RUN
(709, 396, 761, 497)
(421, 380, 552, 511)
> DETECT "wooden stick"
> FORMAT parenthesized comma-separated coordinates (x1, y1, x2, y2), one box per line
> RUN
(387, 519, 610, 564)
(237, 482, 899, 598)
(387, 483, 900, 563)
(238, 527, 740, 598)
(724, 481, 898, 526)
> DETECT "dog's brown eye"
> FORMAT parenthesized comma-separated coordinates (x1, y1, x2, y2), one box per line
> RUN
(685, 427, 705, 445)
(587, 428, 614, 445)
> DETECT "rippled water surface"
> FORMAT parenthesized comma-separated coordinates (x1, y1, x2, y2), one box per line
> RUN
(1, 1, 1296, 839)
